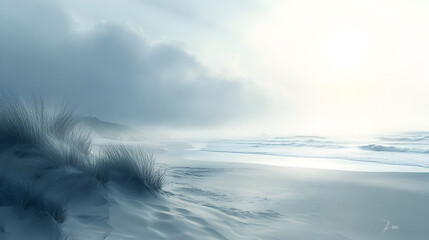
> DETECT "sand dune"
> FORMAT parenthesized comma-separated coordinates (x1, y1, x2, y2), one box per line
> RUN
(2, 139, 429, 239)
(1, 100, 428, 239)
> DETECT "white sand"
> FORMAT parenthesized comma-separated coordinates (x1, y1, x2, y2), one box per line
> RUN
(158, 150, 429, 240)
(1, 141, 429, 239)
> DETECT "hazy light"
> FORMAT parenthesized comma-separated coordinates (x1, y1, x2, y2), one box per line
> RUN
(240, 0, 429, 134)
(323, 29, 368, 71)
(3, 0, 429, 135)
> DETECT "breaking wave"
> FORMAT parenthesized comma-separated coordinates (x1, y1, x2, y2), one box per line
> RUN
(380, 136, 429, 142)
(360, 144, 429, 154)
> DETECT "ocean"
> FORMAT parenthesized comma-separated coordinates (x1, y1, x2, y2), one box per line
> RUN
(184, 132, 429, 172)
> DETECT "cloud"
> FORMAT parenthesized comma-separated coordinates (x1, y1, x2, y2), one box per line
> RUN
(0, 0, 263, 126)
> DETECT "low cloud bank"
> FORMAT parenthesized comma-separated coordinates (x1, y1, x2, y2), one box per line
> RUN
(0, 0, 263, 126)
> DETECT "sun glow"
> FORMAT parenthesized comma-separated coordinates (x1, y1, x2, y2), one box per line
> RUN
(323, 29, 369, 70)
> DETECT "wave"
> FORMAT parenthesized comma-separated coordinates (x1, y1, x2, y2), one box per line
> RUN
(259, 142, 343, 148)
(380, 136, 429, 142)
(275, 135, 327, 139)
(218, 139, 343, 149)
(360, 144, 429, 154)
(202, 148, 429, 170)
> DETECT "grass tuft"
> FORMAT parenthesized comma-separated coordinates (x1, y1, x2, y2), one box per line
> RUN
(0, 179, 68, 223)
(0, 97, 165, 192)
(94, 145, 165, 192)
(0, 98, 77, 146)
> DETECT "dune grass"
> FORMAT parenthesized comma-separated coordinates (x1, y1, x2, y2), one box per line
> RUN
(0, 178, 67, 223)
(0, 98, 77, 146)
(0, 97, 165, 192)
(0, 97, 165, 229)
(94, 145, 165, 192)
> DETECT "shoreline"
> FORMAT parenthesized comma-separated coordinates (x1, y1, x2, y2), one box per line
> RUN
(158, 146, 429, 173)
(160, 149, 429, 240)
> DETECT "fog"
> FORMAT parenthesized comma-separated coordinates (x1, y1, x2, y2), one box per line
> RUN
(1, 0, 429, 134)
(0, 0, 264, 127)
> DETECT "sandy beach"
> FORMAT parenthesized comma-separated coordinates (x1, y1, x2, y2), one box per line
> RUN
(3, 0, 429, 239)
(1, 105, 428, 240)
(2, 136, 428, 240)
(157, 149, 429, 240)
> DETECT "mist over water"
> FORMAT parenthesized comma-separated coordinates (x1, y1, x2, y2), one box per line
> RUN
(193, 132, 429, 170)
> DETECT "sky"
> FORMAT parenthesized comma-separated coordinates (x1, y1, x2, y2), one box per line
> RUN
(1, 0, 429, 135)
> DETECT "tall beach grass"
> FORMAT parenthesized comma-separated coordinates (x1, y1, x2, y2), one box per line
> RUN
(0, 97, 165, 226)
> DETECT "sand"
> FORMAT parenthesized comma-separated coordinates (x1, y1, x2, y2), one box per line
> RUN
(1, 141, 429, 239)
(158, 151, 429, 240)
